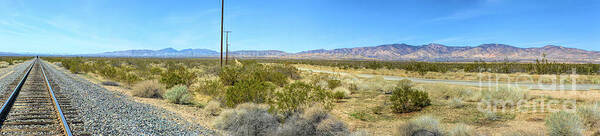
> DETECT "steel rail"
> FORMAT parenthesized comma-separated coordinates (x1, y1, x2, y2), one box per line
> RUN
(0, 59, 35, 124)
(40, 60, 73, 136)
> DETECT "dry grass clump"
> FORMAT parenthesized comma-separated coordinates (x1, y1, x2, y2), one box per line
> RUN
(395, 115, 445, 136)
(164, 85, 192, 104)
(474, 86, 528, 104)
(131, 80, 164, 98)
(355, 76, 396, 93)
(449, 123, 476, 136)
(422, 85, 473, 101)
(576, 103, 600, 128)
(205, 100, 222, 116)
(449, 98, 465, 108)
(333, 87, 351, 99)
(545, 111, 584, 136)
(277, 105, 349, 136)
(213, 103, 279, 136)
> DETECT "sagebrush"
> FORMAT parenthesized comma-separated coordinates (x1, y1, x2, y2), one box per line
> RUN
(164, 85, 192, 104)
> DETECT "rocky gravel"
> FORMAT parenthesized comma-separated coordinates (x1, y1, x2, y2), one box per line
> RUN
(41, 61, 215, 135)
(0, 60, 33, 93)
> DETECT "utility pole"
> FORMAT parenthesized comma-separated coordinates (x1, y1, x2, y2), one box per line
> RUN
(220, 0, 224, 67)
(225, 31, 231, 65)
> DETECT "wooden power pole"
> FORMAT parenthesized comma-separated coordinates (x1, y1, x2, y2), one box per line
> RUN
(220, 0, 224, 67)
(225, 31, 231, 65)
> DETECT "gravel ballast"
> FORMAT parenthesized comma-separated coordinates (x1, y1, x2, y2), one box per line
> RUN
(41, 61, 215, 135)
(0, 60, 34, 93)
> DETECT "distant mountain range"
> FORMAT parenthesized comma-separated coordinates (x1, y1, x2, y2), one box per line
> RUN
(4, 43, 600, 62)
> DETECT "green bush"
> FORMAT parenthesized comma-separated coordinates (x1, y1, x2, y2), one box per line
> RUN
(545, 111, 584, 136)
(389, 80, 431, 113)
(272, 64, 301, 80)
(164, 85, 192, 104)
(219, 63, 290, 87)
(219, 65, 244, 86)
(119, 71, 140, 85)
(327, 79, 342, 90)
(160, 65, 195, 88)
(98, 65, 118, 78)
(195, 79, 224, 98)
(224, 79, 276, 107)
(395, 115, 444, 136)
(272, 82, 333, 113)
(333, 91, 346, 100)
(213, 103, 279, 136)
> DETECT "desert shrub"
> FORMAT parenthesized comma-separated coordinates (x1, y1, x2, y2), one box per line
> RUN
(395, 115, 445, 136)
(132, 80, 164, 98)
(195, 79, 224, 98)
(224, 79, 276, 107)
(101, 81, 120, 86)
(150, 67, 163, 75)
(390, 80, 431, 113)
(545, 111, 584, 136)
(164, 85, 192, 104)
(272, 82, 333, 113)
(220, 63, 290, 87)
(205, 100, 222, 116)
(327, 79, 342, 90)
(119, 71, 140, 85)
(449, 123, 476, 136)
(332, 87, 350, 99)
(277, 105, 349, 136)
(333, 91, 346, 101)
(98, 65, 118, 78)
(576, 103, 600, 128)
(213, 103, 279, 136)
(272, 64, 301, 80)
(219, 65, 244, 86)
(160, 65, 195, 88)
(254, 66, 289, 87)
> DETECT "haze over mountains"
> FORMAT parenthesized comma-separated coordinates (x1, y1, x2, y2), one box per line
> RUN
(7, 43, 600, 63)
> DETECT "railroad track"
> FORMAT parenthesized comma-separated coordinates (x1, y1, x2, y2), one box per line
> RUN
(0, 58, 86, 135)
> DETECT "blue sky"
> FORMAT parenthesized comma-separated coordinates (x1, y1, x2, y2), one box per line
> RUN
(0, 0, 598, 54)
